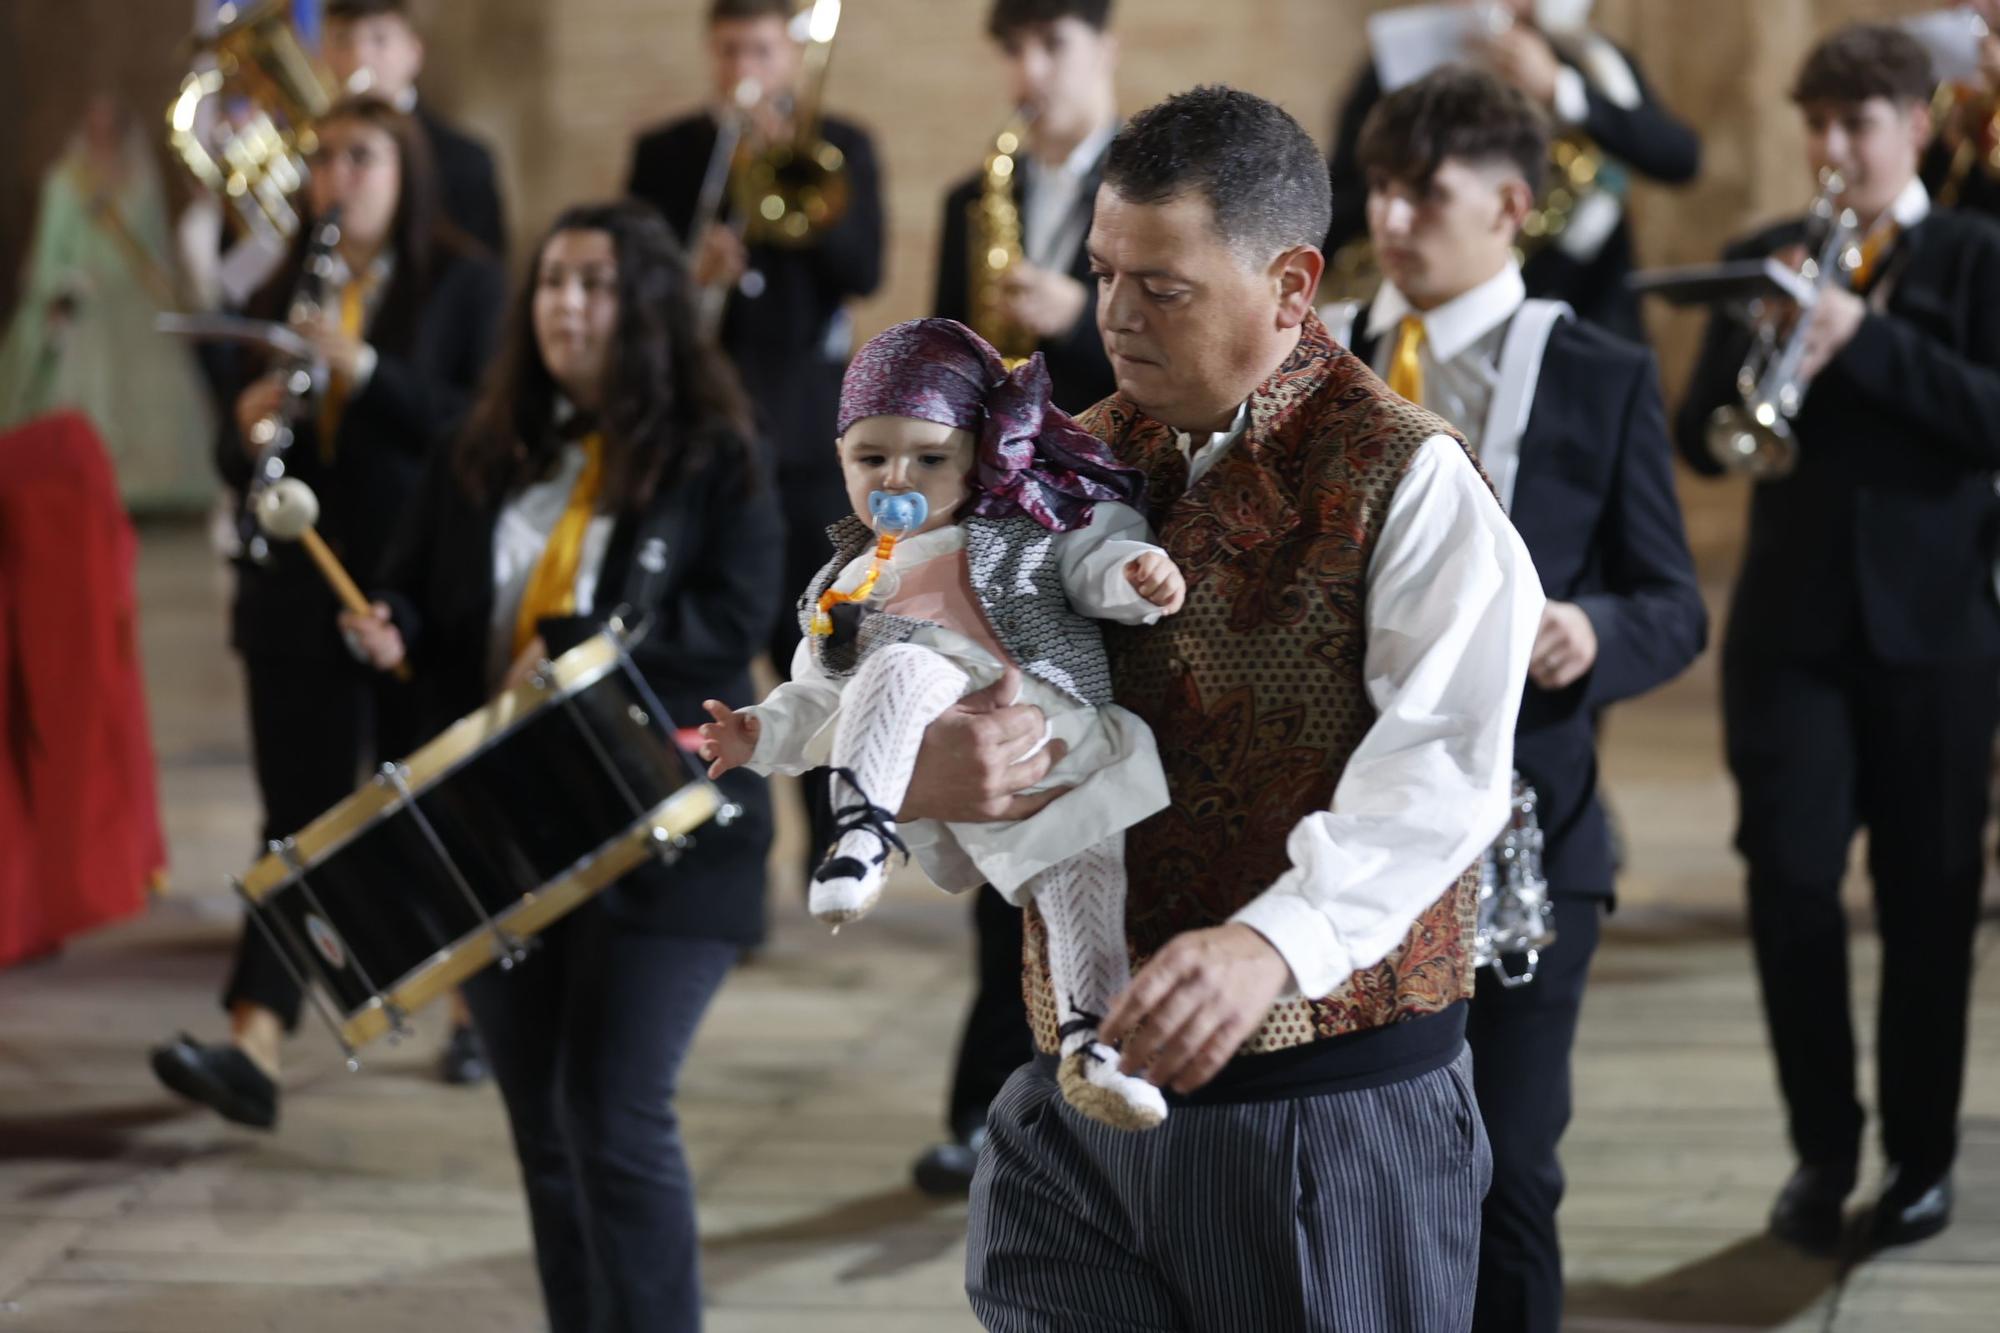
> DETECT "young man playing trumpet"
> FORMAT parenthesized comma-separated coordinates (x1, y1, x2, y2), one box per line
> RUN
(1334, 66, 1704, 1332)
(913, 0, 1121, 1200)
(1677, 22, 2000, 1255)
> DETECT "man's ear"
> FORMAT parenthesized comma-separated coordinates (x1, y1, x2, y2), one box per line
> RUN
(1272, 244, 1326, 329)
(1905, 99, 1934, 157)
(1496, 176, 1536, 236)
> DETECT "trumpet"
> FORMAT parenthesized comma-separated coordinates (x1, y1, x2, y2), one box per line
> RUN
(731, 0, 850, 247)
(1704, 170, 1861, 480)
(240, 207, 342, 564)
(968, 109, 1037, 367)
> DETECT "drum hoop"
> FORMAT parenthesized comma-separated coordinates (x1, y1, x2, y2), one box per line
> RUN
(239, 632, 630, 901)
(334, 779, 721, 1048)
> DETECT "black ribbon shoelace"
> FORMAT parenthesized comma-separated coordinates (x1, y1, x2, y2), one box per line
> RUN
(814, 766, 909, 878)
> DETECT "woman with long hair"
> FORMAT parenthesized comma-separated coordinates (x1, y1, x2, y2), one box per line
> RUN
(340, 199, 780, 1332)
(151, 95, 505, 1123)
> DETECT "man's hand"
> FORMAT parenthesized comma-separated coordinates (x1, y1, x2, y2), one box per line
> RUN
(1099, 924, 1291, 1094)
(693, 224, 749, 291)
(1797, 285, 1867, 382)
(1480, 25, 1563, 108)
(896, 667, 1069, 822)
(1002, 263, 1089, 339)
(698, 699, 761, 778)
(1529, 600, 1598, 691)
(1124, 551, 1186, 614)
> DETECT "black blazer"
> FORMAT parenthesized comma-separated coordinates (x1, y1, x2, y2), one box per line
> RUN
(215, 244, 507, 661)
(372, 429, 783, 943)
(626, 114, 884, 470)
(932, 151, 1117, 414)
(417, 104, 507, 257)
(1353, 310, 1706, 897)
(1328, 48, 1700, 344)
(1674, 209, 2000, 665)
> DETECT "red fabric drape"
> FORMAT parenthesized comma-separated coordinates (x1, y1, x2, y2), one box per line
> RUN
(0, 410, 162, 966)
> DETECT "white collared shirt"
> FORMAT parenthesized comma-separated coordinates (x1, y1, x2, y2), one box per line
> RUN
(1021, 123, 1116, 272)
(1171, 401, 1251, 488)
(1152, 386, 1545, 1000)
(1363, 262, 1527, 463)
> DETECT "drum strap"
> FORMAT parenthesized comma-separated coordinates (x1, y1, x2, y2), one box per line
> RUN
(514, 432, 606, 656)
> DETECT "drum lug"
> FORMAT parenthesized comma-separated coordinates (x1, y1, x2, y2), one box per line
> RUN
(715, 802, 743, 827)
(650, 825, 693, 865)
(627, 705, 650, 728)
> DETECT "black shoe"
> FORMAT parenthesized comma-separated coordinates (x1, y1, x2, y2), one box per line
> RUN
(1866, 1169, 1952, 1249)
(150, 1034, 278, 1129)
(1769, 1162, 1855, 1256)
(438, 1022, 490, 1087)
(912, 1125, 988, 1198)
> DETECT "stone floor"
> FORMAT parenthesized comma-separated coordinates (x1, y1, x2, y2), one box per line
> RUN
(0, 518, 1995, 1331)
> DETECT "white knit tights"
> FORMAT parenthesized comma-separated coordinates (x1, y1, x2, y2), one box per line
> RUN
(812, 645, 972, 923)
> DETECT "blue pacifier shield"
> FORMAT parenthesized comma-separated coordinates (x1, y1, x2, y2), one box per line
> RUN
(868, 490, 928, 534)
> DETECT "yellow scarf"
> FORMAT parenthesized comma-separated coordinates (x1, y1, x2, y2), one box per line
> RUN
(512, 433, 606, 658)
(1849, 224, 1899, 292)
(317, 278, 371, 464)
(1387, 314, 1426, 403)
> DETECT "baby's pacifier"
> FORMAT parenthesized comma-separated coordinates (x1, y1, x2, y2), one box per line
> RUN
(868, 490, 928, 534)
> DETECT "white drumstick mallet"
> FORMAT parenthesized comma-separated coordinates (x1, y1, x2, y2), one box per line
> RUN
(256, 478, 412, 682)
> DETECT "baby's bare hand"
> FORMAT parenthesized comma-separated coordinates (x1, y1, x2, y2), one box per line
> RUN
(1125, 552, 1186, 614)
(698, 699, 759, 778)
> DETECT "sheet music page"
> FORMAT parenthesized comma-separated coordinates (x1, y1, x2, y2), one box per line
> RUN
(1368, 3, 1502, 91)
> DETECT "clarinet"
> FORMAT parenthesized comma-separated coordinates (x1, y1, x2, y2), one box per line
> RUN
(240, 205, 342, 565)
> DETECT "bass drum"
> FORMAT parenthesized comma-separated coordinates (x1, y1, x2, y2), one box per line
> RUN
(235, 628, 728, 1057)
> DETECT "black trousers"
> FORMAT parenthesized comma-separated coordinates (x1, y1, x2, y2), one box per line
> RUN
(1723, 650, 1998, 1179)
(1468, 895, 1603, 1333)
(944, 885, 1036, 1139)
(463, 902, 738, 1333)
(222, 652, 416, 1029)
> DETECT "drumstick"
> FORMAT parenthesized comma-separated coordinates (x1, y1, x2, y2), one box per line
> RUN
(257, 479, 413, 683)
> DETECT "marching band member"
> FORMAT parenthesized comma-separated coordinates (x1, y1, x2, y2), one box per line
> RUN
(1676, 22, 2000, 1254)
(339, 198, 780, 1333)
(323, 0, 508, 256)
(1327, 0, 1700, 342)
(915, 0, 1123, 1199)
(626, 0, 884, 902)
(149, 96, 506, 1129)
(1337, 66, 1704, 1332)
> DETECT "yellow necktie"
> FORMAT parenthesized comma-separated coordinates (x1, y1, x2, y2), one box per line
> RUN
(1849, 224, 1899, 291)
(513, 433, 606, 658)
(317, 279, 369, 465)
(1387, 314, 1426, 403)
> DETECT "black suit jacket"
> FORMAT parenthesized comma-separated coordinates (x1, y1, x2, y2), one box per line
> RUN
(372, 430, 783, 943)
(932, 152, 1117, 414)
(215, 243, 507, 661)
(1675, 209, 2000, 665)
(1328, 48, 1700, 343)
(626, 113, 884, 472)
(416, 104, 507, 257)
(1353, 310, 1706, 896)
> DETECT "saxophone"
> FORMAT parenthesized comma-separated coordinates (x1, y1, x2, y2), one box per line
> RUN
(968, 110, 1037, 367)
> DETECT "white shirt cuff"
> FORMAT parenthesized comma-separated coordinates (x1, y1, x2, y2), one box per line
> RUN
(1230, 878, 1350, 1001)
(1552, 66, 1590, 126)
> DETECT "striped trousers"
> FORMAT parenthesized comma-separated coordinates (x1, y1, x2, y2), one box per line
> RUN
(966, 1047, 1492, 1332)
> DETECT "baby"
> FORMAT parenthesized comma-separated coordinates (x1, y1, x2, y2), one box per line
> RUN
(699, 319, 1182, 1131)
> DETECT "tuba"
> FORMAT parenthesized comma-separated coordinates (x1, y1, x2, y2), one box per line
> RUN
(1703, 170, 1862, 480)
(968, 110, 1037, 367)
(732, 0, 851, 247)
(166, 0, 336, 244)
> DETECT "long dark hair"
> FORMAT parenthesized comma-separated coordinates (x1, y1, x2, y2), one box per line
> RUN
(250, 94, 465, 337)
(453, 201, 755, 510)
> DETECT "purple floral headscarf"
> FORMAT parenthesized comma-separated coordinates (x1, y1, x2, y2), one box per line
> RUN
(836, 318, 1145, 533)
